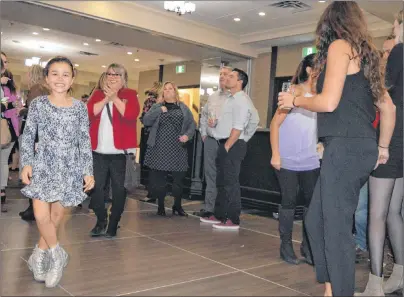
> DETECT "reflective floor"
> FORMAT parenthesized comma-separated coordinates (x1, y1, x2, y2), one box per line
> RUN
(0, 181, 388, 296)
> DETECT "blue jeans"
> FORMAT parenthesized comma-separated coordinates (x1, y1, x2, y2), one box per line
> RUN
(355, 182, 368, 251)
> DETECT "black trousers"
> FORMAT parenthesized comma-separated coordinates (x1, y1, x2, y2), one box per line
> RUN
(149, 170, 187, 208)
(305, 137, 378, 296)
(214, 140, 247, 225)
(276, 168, 320, 209)
(91, 152, 126, 223)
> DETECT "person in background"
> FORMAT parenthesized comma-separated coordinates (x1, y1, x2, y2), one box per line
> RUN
(278, 2, 396, 295)
(143, 81, 196, 216)
(18, 65, 50, 221)
(203, 68, 259, 230)
(354, 33, 396, 265)
(358, 10, 403, 296)
(198, 66, 231, 220)
(139, 81, 162, 203)
(87, 64, 139, 238)
(20, 56, 94, 288)
(1, 52, 19, 212)
(270, 53, 319, 266)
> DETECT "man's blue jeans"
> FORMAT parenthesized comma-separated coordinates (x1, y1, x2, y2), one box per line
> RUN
(355, 182, 368, 251)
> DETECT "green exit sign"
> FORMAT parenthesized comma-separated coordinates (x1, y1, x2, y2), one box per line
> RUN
(302, 47, 317, 57)
(176, 65, 186, 74)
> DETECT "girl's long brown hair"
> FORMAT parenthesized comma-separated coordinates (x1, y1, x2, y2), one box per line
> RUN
(313, 1, 385, 103)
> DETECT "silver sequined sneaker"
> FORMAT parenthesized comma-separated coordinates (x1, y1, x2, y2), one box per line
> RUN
(27, 245, 50, 282)
(45, 244, 69, 288)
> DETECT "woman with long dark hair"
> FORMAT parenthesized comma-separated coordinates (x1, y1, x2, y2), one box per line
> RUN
(358, 10, 403, 296)
(278, 2, 396, 296)
(1, 54, 19, 212)
(270, 53, 319, 266)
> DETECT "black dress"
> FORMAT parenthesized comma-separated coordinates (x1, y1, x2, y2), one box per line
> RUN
(372, 43, 403, 178)
(144, 103, 188, 172)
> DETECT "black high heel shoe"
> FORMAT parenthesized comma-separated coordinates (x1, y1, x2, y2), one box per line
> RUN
(172, 206, 188, 217)
(157, 207, 166, 216)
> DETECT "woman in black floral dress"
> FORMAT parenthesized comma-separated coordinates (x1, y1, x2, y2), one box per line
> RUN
(143, 81, 196, 216)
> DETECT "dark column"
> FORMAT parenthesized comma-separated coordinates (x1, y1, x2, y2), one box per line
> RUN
(266, 46, 278, 127)
(158, 65, 164, 82)
(189, 130, 204, 200)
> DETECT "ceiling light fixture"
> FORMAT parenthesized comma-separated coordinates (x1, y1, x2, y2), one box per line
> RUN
(234, 18, 241, 22)
(127, 52, 133, 55)
(74, 64, 79, 67)
(319, 0, 326, 2)
(134, 59, 140, 62)
(258, 12, 266, 16)
(43, 28, 50, 31)
(83, 42, 89, 46)
(164, 1, 196, 15)
(32, 32, 39, 35)
(95, 39, 101, 42)
(102, 65, 106, 68)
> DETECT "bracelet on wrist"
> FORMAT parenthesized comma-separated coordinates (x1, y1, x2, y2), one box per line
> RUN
(378, 145, 388, 149)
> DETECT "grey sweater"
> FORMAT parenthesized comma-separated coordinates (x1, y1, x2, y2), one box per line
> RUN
(142, 102, 196, 147)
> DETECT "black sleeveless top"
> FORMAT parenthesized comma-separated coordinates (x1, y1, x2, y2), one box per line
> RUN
(316, 66, 376, 139)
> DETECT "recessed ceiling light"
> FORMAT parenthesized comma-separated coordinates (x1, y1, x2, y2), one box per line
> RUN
(134, 58, 140, 62)
(102, 65, 106, 68)
(74, 64, 79, 67)
(83, 42, 89, 46)
(127, 52, 133, 55)
(43, 28, 50, 31)
(258, 12, 266, 16)
(319, 0, 326, 2)
(95, 39, 101, 42)
(234, 18, 241, 22)
(32, 32, 39, 35)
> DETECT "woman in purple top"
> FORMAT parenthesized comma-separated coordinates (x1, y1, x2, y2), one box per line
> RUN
(270, 53, 320, 265)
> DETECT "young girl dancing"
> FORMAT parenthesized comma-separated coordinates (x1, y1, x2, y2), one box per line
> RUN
(20, 56, 94, 288)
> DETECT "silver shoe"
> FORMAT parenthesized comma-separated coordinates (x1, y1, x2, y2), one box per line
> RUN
(45, 244, 69, 288)
(27, 245, 50, 282)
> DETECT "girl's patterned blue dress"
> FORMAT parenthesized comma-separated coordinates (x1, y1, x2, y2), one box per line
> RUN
(20, 96, 93, 207)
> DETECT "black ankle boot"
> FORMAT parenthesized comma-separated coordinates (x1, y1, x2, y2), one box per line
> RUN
(1, 191, 7, 213)
(105, 220, 119, 238)
(279, 208, 300, 265)
(90, 220, 107, 237)
(172, 205, 188, 217)
(157, 207, 166, 216)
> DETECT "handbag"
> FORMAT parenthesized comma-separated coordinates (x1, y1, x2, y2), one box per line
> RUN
(105, 103, 139, 193)
(1, 117, 11, 148)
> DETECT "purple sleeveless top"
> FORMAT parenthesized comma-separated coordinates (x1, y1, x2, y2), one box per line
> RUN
(279, 93, 319, 171)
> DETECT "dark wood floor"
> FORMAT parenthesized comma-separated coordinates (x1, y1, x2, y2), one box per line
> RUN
(0, 177, 379, 296)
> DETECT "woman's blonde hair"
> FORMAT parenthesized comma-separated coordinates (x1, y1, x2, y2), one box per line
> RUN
(107, 63, 128, 88)
(96, 72, 107, 90)
(395, 9, 403, 43)
(28, 65, 45, 88)
(161, 81, 180, 101)
(145, 81, 162, 96)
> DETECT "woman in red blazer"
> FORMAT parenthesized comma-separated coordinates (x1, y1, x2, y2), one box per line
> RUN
(87, 63, 139, 238)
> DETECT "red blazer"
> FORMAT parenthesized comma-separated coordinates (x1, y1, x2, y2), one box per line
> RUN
(87, 88, 140, 150)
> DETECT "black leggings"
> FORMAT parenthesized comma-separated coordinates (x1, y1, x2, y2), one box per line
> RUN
(305, 137, 378, 296)
(149, 170, 186, 208)
(276, 168, 320, 210)
(368, 177, 404, 276)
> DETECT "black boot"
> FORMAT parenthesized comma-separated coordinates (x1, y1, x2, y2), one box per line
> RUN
(279, 208, 300, 265)
(172, 196, 188, 217)
(90, 209, 107, 237)
(105, 219, 119, 238)
(19, 199, 35, 221)
(157, 196, 166, 216)
(300, 207, 313, 265)
(1, 191, 7, 213)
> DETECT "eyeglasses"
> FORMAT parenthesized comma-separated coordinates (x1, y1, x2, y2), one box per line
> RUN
(106, 73, 121, 77)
